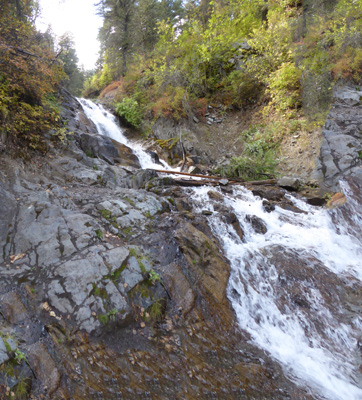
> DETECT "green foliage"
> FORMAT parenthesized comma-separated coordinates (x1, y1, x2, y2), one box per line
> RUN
(220, 150, 277, 181)
(14, 377, 30, 399)
(121, 226, 134, 237)
(94, 0, 362, 126)
(95, 229, 103, 239)
(58, 32, 86, 96)
(268, 62, 301, 111)
(217, 124, 280, 181)
(143, 210, 154, 219)
(98, 62, 114, 89)
(99, 209, 112, 220)
(149, 298, 163, 320)
(85, 149, 95, 158)
(14, 349, 26, 365)
(116, 97, 143, 128)
(97, 0, 184, 77)
(98, 308, 118, 324)
(225, 70, 263, 107)
(148, 270, 161, 285)
(129, 247, 138, 257)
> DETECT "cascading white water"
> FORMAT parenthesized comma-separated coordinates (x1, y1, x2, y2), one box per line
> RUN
(78, 98, 362, 399)
(189, 185, 362, 400)
(77, 98, 170, 170)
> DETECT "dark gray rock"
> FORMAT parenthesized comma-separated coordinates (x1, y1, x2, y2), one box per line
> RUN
(222, 212, 244, 241)
(103, 247, 129, 273)
(79, 133, 120, 165)
(262, 200, 275, 213)
(146, 150, 161, 164)
(122, 256, 145, 291)
(246, 215, 267, 234)
(152, 117, 210, 164)
(313, 84, 362, 190)
(0, 292, 29, 324)
(251, 187, 285, 202)
(277, 176, 301, 191)
(124, 169, 158, 189)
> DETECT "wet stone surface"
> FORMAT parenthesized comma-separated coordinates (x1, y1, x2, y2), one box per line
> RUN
(1, 92, 360, 399)
(0, 150, 321, 399)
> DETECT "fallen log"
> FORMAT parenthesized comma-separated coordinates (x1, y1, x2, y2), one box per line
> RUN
(151, 169, 227, 181)
(151, 169, 276, 186)
(243, 179, 277, 186)
(169, 179, 219, 187)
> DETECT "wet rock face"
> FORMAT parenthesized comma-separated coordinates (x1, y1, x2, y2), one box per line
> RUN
(245, 215, 267, 234)
(174, 221, 232, 325)
(60, 89, 98, 136)
(77, 133, 141, 167)
(221, 212, 245, 241)
(314, 84, 362, 190)
(0, 155, 173, 396)
(0, 157, 167, 336)
(1, 92, 347, 399)
(259, 244, 362, 358)
(27, 343, 61, 395)
(1, 156, 313, 399)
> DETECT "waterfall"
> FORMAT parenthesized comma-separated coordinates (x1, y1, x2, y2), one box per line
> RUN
(77, 98, 170, 170)
(189, 185, 362, 400)
(78, 98, 362, 400)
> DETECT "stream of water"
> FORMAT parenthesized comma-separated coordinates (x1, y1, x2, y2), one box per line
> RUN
(78, 98, 170, 170)
(79, 98, 362, 400)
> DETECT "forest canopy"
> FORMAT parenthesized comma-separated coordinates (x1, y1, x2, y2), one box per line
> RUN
(86, 0, 362, 126)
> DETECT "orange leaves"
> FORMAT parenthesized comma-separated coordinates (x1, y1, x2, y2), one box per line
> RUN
(0, 4, 65, 153)
(332, 55, 353, 79)
(100, 80, 122, 99)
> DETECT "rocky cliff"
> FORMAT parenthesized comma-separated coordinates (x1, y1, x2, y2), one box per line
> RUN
(313, 83, 362, 190)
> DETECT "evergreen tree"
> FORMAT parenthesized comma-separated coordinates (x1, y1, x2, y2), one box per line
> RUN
(97, 0, 136, 76)
(58, 33, 85, 96)
(96, 0, 185, 78)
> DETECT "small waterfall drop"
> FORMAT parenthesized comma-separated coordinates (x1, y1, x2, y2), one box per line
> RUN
(78, 98, 170, 170)
(78, 98, 362, 399)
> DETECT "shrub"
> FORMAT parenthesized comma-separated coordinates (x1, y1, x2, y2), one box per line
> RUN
(100, 80, 122, 99)
(225, 69, 263, 107)
(218, 149, 277, 181)
(268, 62, 301, 111)
(115, 97, 143, 128)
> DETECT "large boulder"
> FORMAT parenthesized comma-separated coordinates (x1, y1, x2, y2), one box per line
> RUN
(174, 222, 233, 325)
(78, 133, 140, 168)
(152, 117, 210, 164)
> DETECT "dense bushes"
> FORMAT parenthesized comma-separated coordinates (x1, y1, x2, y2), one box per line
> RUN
(115, 97, 142, 128)
(81, 0, 362, 181)
(0, 0, 66, 154)
(89, 0, 362, 127)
